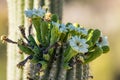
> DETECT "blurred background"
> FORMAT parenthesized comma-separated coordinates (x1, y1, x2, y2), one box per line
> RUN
(0, 0, 120, 80)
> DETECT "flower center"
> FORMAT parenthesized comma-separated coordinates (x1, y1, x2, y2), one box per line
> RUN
(76, 42, 81, 47)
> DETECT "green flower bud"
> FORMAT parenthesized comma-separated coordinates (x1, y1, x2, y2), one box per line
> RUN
(28, 35, 37, 47)
(40, 21, 49, 46)
(51, 14, 58, 22)
(91, 29, 101, 45)
(39, 61, 47, 70)
(18, 39, 34, 55)
(102, 46, 110, 53)
(63, 63, 72, 70)
(43, 54, 50, 61)
(64, 47, 77, 63)
(50, 22, 61, 45)
(84, 46, 103, 63)
(32, 18, 42, 43)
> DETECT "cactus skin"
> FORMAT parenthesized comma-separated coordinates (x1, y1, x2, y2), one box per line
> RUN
(7, 0, 17, 80)
(7, 0, 34, 80)
(7, 0, 25, 80)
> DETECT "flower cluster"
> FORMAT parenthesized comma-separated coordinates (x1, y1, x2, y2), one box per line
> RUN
(1, 8, 110, 71)
(24, 8, 110, 67)
(25, 8, 46, 18)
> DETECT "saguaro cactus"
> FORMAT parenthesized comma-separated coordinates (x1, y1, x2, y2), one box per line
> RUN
(2, 0, 110, 80)
(6, 0, 64, 80)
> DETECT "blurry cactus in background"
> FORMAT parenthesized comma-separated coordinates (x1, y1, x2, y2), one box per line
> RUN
(1, 0, 110, 80)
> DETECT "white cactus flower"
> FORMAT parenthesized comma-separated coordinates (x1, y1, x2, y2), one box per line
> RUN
(76, 27, 88, 35)
(67, 24, 75, 31)
(97, 36, 109, 47)
(25, 8, 46, 18)
(25, 9, 33, 18)
(52, 21, 60, 28)
(52, 22, 68, 33)
(69, 36, 89, 53)
(32, 8, 38, 15)
(75, 27, 81, 32)
(59, 24, 68, 33)
(37, 8, 46, 17)
(32, 8, 46, 18)
(80, 28, 88, 35)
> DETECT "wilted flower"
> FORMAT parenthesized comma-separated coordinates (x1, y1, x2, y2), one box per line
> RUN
(69, 36, 89, 54)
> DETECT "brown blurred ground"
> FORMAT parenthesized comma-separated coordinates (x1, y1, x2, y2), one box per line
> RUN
(0, 0, 120, 80)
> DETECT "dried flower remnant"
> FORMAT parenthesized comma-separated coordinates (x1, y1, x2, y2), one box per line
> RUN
(18, 25, 29, 42)
(1, 35, 7, 43)
(1, 35, 17, 44)
(44, 12, 52, 21)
